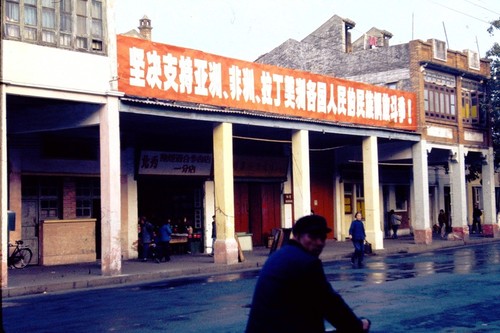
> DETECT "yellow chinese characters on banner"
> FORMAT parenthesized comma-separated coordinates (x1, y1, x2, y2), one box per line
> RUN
(117, 35, 417, 131)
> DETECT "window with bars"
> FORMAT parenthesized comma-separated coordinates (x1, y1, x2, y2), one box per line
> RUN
(3, 0, 105, 54)
(424, 83, 457, 121)
(75, 178, 100, 217)
(423, 70, 457, 121)
(22, 176, 61, 219)
(38, 178, 61, 219)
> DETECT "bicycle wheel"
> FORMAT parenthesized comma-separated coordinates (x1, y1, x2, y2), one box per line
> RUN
(12, 248, 32, 269)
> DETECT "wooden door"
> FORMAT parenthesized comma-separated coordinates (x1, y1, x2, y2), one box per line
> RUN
(21, 200, 39, 265)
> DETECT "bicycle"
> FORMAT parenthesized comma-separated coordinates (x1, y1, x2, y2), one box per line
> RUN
(8, 240, 33, 269)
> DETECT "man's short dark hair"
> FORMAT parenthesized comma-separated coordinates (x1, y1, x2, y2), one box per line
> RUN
(292, 214, 332, 236)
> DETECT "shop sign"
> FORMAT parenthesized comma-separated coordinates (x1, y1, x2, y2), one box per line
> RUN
(233, 155, 288, 178)
(117, 35, 417, 131)
(139, 151, 212, 176)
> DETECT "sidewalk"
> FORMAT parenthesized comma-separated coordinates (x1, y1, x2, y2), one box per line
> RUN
(3, 234, 499, 298)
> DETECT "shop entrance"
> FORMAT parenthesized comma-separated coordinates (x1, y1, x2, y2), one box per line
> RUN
(137, 177, 205, 233)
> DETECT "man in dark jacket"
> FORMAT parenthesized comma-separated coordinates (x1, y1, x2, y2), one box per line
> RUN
(245, 214, 370, 333)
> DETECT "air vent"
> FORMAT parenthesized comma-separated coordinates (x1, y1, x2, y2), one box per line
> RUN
(467, 49, 480, 70)
(432, 39, 447, 61)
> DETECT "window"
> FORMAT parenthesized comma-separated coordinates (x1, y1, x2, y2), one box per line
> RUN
(75, 179, 99, 217)
(473, 187, 482, 210)
(344, 195, 352, 214)
(42, 0, 56, 44)
(60, 0, 72, 47)
(76, 0, 88, 49)
(355, 184, 365, 218)
(343, 183, 365, 217)
(461, 79, 485, 125)
(91, 0, 103, 51)
(344, 183, 353, 214)
(386, 82, 398, 90)
(23, 0, 37, 40)
(22, 176, 61, 219)
(3, 0, 106, 54)
(5, 0, 21, 37)
(76, 178, 100, 217)
(39, 178, 60, 219)
(424, 84, 456, 120)
(424, 71, 457, 121)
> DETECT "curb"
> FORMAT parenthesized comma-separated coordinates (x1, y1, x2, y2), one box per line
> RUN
(3, 237, 499, 298)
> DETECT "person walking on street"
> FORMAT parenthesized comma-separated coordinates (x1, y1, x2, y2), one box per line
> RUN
(472, 204, 483, 234)
(246, 214, 371, 333)
(348, 211, 366, 268)
(389, 209, 402, 239)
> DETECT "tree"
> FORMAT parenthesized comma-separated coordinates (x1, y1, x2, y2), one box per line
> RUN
(487, 19, 500, 168)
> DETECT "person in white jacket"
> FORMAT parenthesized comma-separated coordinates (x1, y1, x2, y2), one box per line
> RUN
(389, 209, 402, 239)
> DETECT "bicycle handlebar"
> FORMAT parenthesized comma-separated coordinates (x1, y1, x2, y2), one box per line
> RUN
(9, 240, 24, 247)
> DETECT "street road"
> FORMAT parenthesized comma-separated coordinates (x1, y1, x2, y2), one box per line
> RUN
(3, 242, 500, 333)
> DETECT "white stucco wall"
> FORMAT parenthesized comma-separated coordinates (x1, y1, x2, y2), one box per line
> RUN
(3, 40, 112, 95)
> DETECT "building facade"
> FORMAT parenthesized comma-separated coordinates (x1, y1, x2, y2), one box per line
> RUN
(257, 14, 497, 244)
(1, 5, 498, 288)
(1, 0, 123, 286)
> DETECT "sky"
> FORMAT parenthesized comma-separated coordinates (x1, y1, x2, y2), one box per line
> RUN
(114, 0, 500, 62)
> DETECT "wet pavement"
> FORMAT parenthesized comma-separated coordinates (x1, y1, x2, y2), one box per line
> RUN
(2, 234, 500, 298)
(4, 239, 500, 333)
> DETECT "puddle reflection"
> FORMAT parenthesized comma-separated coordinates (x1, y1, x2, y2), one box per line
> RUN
(324, 242, 500, 284)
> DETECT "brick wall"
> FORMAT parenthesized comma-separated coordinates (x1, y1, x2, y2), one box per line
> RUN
(63, 177, 77, 219)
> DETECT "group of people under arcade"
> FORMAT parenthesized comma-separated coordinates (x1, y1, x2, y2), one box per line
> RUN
(138, 215, 198, 262)
(435, 204, 483, 239)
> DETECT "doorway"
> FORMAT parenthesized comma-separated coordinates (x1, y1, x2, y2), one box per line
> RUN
(21, 199, 40, 265)
(234, 182, 281, 246)
(137, 176, 204, 230)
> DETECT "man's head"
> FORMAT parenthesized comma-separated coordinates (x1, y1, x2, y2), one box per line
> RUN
(292, 215, 332, 256)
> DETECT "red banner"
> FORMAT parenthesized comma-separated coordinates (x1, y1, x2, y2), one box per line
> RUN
(117, 35, 417, 131)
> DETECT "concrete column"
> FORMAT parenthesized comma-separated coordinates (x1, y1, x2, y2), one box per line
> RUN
(121, 147, 138, 260)
(481, 147, 499, 237)
(7, 150, 22, 256)
(362, 136, 383, 250)
(213, 123, 238, 265)
(334, 175, 343, 241)
(412, 140, 432, 244)
(100, 96, 122, 275)
(1, 85, 7, 288)
(203, 180, 215, 254)
(449, 145, 468, 239)
(438, 170, 446, 218)
(291, 129, 311, 220)
(282, 160, 294, 229)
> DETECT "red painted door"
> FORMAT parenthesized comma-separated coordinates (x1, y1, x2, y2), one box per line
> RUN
(234, 182, 249, 233)
(234, 182, 282, 246)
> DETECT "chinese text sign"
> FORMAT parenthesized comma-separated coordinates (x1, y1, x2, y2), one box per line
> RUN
(117, 35, 417, 131)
